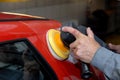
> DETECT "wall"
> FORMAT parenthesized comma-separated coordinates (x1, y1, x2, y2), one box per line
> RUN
(0, 0, 87, 25)
(88, 0, 105, 12)
(0, 0, 105, 25)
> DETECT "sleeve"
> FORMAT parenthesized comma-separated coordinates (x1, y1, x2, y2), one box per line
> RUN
(91, 47, 120, 80)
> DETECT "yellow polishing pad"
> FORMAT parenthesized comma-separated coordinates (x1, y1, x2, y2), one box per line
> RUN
(47, 29, 70, 60)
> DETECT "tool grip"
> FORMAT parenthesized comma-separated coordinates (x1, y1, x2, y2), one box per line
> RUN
(81, 62, 93, 79)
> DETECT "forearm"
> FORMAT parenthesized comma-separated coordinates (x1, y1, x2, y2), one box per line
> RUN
(91, 47, 120, 80)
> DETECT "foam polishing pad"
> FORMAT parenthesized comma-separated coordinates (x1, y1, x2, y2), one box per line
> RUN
(46, 29, 70, 60)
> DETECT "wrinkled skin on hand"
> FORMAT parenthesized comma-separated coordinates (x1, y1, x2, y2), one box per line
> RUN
(62, 26, 101, 63)
(108, 43, 120, 53)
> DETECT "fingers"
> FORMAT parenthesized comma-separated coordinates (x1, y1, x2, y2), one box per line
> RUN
(108, 43, 120, 53)
(108, 43, 117, 50)
(70, 40, 79, 49)
(62, 27, 94, 39)
(87, 27, 94, 39)
(62, 26, 99, 63)
(62, 26, 95, 50)
(62, 26, 83, 39)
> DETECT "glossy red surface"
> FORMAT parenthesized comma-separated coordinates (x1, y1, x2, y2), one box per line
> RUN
(0, 12, 105, 80)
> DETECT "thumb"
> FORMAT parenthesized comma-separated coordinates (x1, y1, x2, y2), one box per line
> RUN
(108, 43, 117, 50)
(87, 27, 94, 39)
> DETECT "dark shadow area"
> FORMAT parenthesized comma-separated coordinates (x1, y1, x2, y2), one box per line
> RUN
(87, 9, 109, 40)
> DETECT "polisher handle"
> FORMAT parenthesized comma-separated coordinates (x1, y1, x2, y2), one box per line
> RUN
(81, 62, 93, 79)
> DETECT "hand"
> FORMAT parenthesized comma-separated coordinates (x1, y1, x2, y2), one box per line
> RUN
(62, 27, 101, 63)
(108, 43, 120, 53)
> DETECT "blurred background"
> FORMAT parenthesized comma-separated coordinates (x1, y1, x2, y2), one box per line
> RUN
(0, 0, 119, 44)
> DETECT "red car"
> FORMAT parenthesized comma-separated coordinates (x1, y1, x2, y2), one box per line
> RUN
(0, 12, 106, 80)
